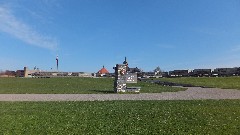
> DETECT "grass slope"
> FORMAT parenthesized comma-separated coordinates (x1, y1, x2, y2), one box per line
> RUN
(0, 77, 185, 94)
(0, 100, 239, 134)
(159, 77, 240, 89)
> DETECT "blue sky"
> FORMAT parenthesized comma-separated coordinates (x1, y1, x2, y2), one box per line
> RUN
(0, 0, 240, 73)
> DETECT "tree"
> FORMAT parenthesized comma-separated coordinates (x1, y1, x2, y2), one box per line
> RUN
(154, 66, 162, 75)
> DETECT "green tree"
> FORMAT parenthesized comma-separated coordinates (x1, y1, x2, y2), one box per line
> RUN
(154, 66, 162, 75)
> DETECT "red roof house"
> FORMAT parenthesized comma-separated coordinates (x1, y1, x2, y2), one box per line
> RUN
(97, 66, 109, 76)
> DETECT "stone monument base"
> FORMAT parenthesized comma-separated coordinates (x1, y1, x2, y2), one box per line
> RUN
(113, 58, 141, 93)
(126, 87, 141, 93)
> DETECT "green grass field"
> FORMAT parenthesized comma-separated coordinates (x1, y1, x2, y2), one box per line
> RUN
(0, 77, 185, 94)
(158, 77, 240, 90)
(0, 100, 239, 134)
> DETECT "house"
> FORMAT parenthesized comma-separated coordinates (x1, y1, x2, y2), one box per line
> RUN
(0, 70, 16, 77)
(97, 66, 110, 77)
(169, 70, 190, 77)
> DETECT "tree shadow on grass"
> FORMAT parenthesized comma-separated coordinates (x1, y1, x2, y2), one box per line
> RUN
(91, 90, 115, 94)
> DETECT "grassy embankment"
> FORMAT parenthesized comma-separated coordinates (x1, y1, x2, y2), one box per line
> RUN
(158, 77, 240, 89)
(0, 100, 239, 134)
(0, 77, 185, 94)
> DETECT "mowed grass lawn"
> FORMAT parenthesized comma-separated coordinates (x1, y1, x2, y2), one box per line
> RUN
(159, 77, 240, 90)
(0, 100, 239, 134)
(0, 77, 185, 94)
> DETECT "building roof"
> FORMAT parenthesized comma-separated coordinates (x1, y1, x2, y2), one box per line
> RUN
(98, 66, 109, 74)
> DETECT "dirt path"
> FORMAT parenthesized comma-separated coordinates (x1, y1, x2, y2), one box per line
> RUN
(0, 87, 240, 101)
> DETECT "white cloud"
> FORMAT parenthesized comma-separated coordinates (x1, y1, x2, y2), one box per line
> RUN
(0, 6, 58, 51)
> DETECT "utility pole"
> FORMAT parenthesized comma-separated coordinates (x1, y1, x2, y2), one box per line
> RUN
(56, 55, 59, 71)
